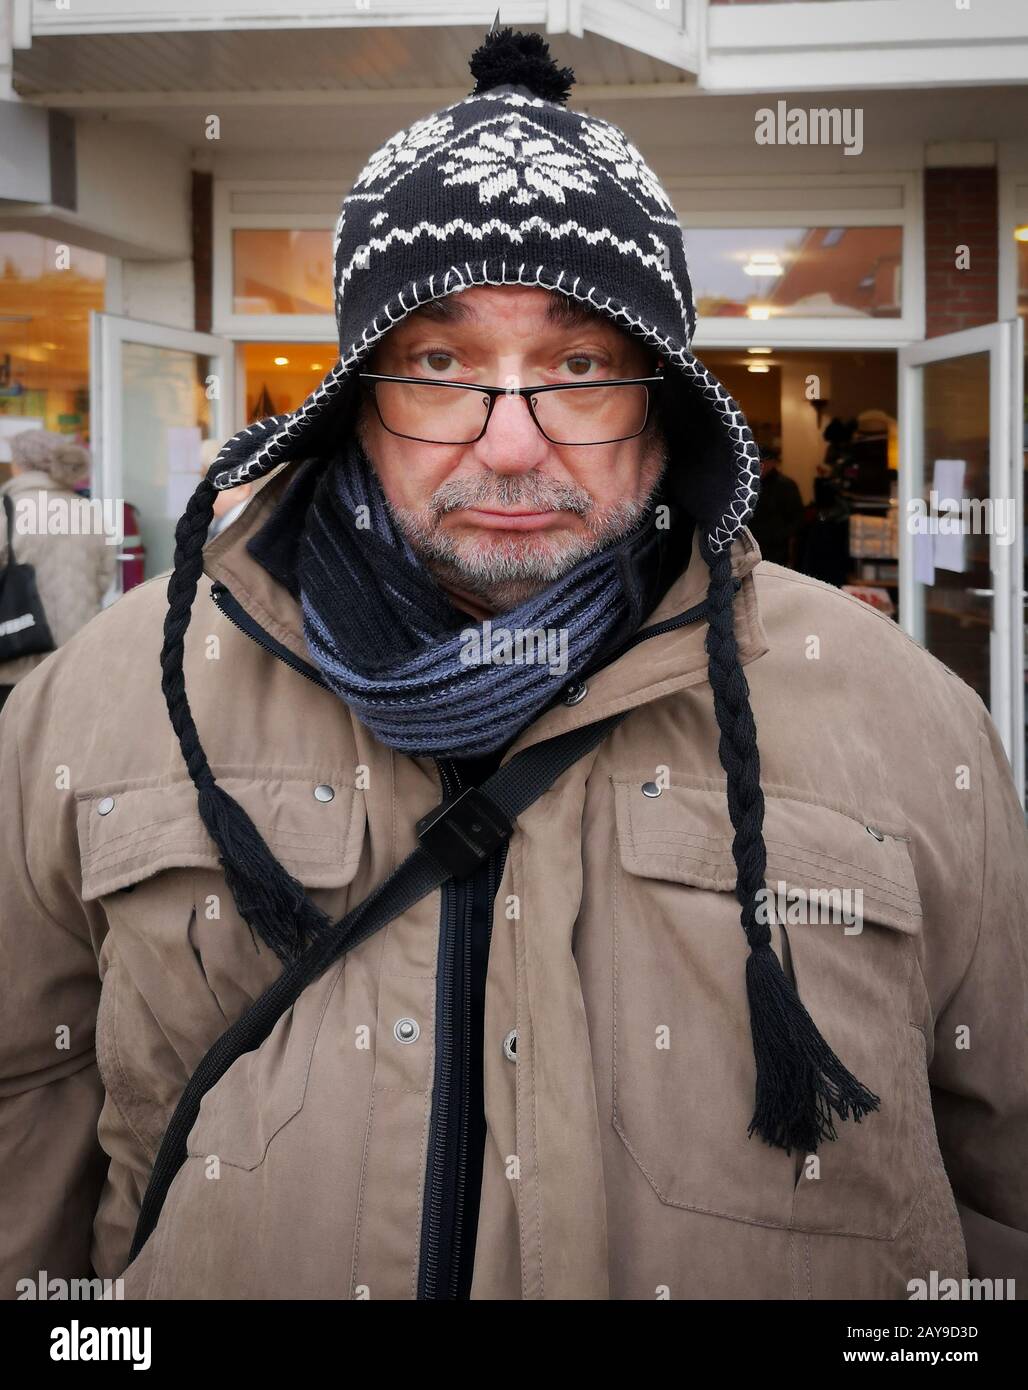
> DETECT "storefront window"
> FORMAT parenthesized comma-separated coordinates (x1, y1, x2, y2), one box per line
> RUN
(232, 230, 334, 315)
(685, 226, 902, 321)
(242, 342, 334, 420)
(0, 232, 105, 465)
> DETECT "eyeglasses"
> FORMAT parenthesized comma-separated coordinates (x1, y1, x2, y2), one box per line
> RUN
(357, 371, 665, 446)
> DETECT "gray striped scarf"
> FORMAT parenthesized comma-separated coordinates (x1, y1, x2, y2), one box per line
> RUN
(296, 434, 675, 758)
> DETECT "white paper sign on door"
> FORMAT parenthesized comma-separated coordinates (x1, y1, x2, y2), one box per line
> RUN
(166, 425, 202, 516)
(932, 458, 967, 574)
(913, 530, 935, 586)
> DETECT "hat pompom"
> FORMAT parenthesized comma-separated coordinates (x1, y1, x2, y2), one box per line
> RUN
(469, 25, 575, 105)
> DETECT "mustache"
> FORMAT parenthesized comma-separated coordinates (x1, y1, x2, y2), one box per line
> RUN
(428, 473, 593, 517)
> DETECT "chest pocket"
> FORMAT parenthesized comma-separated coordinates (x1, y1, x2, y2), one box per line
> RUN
(76, 771, 367, 1169)
(611, 777, 938, 1239)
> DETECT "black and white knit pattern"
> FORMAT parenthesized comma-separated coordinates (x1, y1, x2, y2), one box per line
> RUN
(212, 85, 760, 554)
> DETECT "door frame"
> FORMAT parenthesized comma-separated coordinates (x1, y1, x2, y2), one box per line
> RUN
(898, 319, 1025, 801)
(89, 312, 235, 507)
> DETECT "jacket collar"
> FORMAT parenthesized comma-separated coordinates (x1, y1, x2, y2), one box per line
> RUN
(202, 458, 770, 754)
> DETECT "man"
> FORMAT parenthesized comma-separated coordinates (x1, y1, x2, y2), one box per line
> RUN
(1, 26, 1026, 1302)
(748, 447, 804, 569)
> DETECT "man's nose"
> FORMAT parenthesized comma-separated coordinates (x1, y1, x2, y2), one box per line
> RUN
(469, 389, 551, 473)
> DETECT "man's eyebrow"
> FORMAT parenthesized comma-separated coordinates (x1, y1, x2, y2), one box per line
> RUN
(408, 294, 609, 331)
(544, 295, 610, 330)
(411, 296, 472, 325)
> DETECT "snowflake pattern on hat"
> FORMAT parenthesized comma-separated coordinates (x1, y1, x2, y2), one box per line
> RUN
(351, 110, 455, 192)
(579, 117, 677, 216)
(440, 116, 599, 206)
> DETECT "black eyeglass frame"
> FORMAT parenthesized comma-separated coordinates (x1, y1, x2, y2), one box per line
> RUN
(357, 370, 666, 446)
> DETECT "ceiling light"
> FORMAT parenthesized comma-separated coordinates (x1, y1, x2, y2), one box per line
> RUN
(274, 356, 289, 366)
(746, 346, 772, 355)
(747, 364, 771, 374)
(747, 306, 771, 321)
(743, 254, 784, 277)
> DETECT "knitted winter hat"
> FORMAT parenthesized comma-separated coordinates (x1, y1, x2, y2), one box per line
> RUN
(10, 428, 91, 490)
(161, 23, 878, 1156)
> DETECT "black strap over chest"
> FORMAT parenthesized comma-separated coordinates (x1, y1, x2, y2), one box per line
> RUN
(129, 709, 627, 1260)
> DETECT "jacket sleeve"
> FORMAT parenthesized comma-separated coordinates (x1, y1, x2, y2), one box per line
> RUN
(0, 679, 108, 1300)
(928, 707, 1028, 1285)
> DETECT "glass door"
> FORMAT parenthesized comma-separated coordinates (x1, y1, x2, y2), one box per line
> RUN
(899, 320, 1025, 804)
(89, 313, 235, 596)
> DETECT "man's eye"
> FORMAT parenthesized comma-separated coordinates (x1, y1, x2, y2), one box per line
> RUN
(563, 354, 603, 377)
(416, 350, 457, 374)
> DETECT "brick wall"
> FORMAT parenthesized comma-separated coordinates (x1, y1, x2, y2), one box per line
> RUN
(924, 166, 998, 338)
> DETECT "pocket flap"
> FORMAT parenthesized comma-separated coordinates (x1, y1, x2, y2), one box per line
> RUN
(76, 772, 366, 901)
(613, 778, 921, 934)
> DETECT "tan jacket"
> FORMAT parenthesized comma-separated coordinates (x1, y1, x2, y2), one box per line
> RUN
(0, 468, 117, 686)
(1, 459, 1026, 1300)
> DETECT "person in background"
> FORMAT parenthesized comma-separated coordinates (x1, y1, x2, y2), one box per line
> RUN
(201, 436, 253, 539)
(209, 482, 253, 539)
(0, 429, 116, 715)
(747, 446, 804, 568)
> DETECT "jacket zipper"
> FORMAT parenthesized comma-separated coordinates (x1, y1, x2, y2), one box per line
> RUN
(210, 579, 330, 690)
(417, 753, 507, 1301)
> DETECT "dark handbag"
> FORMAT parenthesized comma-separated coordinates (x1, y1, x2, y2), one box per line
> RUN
(0, 492, 56, 661)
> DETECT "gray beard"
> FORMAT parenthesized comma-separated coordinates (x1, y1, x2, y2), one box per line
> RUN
(382, 441, 669, 613)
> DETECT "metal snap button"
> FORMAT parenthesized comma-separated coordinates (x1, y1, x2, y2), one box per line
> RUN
(562, 681, 588, 706)
(641, 782, 662, 798)
(502, 1028, 517, 1062)
(97, 796, 115, 816)
(394, 1018, 420, 1044)
(865, 824, 885, 842)
(314, 784, 335, 802)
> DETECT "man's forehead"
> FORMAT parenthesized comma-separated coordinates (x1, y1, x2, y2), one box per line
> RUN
(403, 287, 615, 334)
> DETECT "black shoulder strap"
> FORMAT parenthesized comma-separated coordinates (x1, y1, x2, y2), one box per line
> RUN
(130, 709, 627, 1259)
(2, 492, 13, 566)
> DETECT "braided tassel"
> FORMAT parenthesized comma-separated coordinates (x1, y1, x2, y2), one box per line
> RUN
(160, 471, 331, 963)
(700, 532, 880, 1153)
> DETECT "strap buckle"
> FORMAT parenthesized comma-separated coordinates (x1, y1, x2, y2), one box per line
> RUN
(415, 785, 512, 879)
